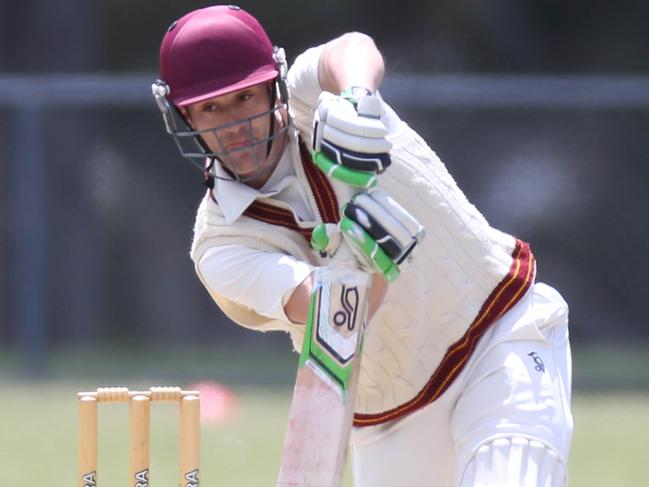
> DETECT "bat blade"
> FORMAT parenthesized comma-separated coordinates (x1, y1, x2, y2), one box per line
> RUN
(278, 266, 370, 487)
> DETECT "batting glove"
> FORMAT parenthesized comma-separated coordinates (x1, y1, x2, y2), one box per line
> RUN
(311, 188, 425, 282)
(312, 88, 392, 188)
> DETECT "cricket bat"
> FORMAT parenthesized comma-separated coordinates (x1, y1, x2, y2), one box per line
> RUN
(277, 260, 371, 486)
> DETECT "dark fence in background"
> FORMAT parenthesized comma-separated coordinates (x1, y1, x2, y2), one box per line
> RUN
(1, 74, 648, 374)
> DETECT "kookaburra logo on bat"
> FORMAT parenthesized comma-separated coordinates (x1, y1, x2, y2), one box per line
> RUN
(333, 285, 359, 331)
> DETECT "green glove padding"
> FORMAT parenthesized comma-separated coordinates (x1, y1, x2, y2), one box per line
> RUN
(311, 224, 330, 252)
(339, 216, 400, 282)
(313, 151, 378, 189)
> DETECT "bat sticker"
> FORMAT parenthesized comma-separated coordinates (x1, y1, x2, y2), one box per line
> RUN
(333, 285, 359, 331)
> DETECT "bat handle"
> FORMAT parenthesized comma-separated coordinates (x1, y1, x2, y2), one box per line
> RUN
(331, 239, 357, 267)
(330, 178, 367, 269)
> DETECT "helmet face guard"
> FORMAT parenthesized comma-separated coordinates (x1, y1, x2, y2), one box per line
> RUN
(152, 78, 289, 183)
(153, 5, 291, 184)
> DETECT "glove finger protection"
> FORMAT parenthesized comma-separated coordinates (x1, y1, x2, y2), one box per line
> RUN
(350, 193, 414, 252)
(343, 189, 424, 269)
(311, 221, 384, 276)
(364, 188, 425, 246)
(343, 201, 404, 260)
(323, 96, 389, 141)
(312, 89, 392, 187)
(339, 216, 401, 282)
(311, 189, 425, 283)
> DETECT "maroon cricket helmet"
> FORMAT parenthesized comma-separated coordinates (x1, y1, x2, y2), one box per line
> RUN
(159, 5, 279, 107)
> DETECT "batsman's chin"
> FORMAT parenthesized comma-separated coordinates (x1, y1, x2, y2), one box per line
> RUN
(232, 161, 276, 186)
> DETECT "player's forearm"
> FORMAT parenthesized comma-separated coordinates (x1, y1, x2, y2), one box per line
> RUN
(318, 32, 385, 94)
(284, 273, 314, 324)
(284, 271, 387, 325)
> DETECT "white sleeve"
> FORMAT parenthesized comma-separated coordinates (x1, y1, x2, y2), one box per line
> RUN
(197, 244, 315, 323)
(287, 45, 403, 143)
(287, 44, 325, 142)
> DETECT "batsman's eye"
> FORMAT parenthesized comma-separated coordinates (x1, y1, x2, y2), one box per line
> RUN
(202, 103, 221, 114)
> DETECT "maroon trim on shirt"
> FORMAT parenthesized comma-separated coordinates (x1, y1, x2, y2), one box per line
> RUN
(298, 141, 340, 224)
(243, 200, 312, 242)
(210, 141, 339, 243)
(353, 239, 536, 427)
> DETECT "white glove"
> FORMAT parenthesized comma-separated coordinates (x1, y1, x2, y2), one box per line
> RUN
(311, 188, 425, 282)
(311, 88, 392, 187)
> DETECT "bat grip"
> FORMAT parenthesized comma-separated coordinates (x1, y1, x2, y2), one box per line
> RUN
(331, 179, 365, 271)
(331, 239, 357, 267)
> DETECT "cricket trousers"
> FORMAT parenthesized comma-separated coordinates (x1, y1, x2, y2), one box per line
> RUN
(350, 282, 573, 487)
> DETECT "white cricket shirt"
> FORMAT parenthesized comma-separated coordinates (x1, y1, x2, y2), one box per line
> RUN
(198, 129, 317, 323)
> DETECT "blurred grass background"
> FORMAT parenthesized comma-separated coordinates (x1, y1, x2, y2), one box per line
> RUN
(1, 344, 648, 486)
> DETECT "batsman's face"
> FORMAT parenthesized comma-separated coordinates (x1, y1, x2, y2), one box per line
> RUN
(184, 83, 286, 188)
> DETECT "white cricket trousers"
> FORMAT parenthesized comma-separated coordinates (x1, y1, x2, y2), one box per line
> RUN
(350, 282, 573, 487)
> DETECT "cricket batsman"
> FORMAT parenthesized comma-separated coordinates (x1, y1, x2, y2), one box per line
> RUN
(152, 5, 573, 486)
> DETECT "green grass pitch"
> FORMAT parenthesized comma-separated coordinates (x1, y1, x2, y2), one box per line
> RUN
(0, 381, 648, 486)
(1, 344, 648, 485)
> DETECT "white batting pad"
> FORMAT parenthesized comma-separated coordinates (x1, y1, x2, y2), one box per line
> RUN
(459, 437, 567, 487)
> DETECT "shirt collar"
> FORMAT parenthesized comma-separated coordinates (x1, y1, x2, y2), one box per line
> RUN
(212, 133, 297, 224)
